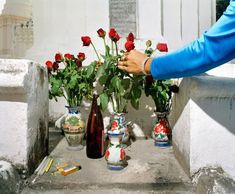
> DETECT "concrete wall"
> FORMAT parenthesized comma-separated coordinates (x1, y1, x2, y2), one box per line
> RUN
(170, 74, 235, 180)
(0, 59, 48, 174)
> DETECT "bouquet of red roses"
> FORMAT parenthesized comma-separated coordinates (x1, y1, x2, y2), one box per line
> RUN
(81, 28, 143, 113)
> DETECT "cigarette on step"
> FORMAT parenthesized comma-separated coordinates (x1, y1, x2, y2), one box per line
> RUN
(34, 156, 48, 174)
(45, 158, 54, 173)
(39, 157, 50, 175)
(60, 165, 82, 176)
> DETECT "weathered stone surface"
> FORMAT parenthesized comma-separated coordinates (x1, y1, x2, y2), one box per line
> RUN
(194, 168, 235, 194)
(21, 138, 195, 193)
(0, 160, 20, 194)
(0, 59, 49, 174)
(170, 75, 235, 181)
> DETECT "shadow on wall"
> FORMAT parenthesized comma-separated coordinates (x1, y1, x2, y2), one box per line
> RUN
(170, 74, 235, 135)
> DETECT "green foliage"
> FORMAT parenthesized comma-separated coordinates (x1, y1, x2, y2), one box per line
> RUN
(144, 41, 174, 112)
(48, 55, 96, 107)
(95, 38, 144, 113)
(216, 0, 230, 20)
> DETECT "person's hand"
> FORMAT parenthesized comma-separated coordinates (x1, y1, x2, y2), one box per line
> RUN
(118, 50, 152, 75)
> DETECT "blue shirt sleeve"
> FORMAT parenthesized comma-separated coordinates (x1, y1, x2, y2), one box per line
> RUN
(151, 0, 235, 80)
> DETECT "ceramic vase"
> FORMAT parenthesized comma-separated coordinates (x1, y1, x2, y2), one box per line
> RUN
(152, 112, 171, 147)
(105, 131, 127, 170)
(110, 112, 129, 145)
(62, 106, 85, 150)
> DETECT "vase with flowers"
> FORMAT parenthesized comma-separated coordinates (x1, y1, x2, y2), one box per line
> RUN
(81, 28, 143, 169)
(144, 41, 179, 147)
(45, 52, 96, 150)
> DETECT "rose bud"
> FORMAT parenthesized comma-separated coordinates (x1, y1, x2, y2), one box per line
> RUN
(75, 59, 82, 68)
(45, 60, 53, 74)
(45, 60, 53, 70)
(157, 43, 168, 52)
(64, 53, 72, 60)
(145, 75, 154, 85)
(53, 62, 59, 71)
(126, 32, 134, 42)
(97, 28, 106, 38)
(55, 53, 62, 62)
(125, 41, 135, 52)
(81, 36, 91, 46)
(77, 52, 85, 61)
(113, 33, 120, 42)
(146, 40, 152, 47)
(109, 28, 117, 40)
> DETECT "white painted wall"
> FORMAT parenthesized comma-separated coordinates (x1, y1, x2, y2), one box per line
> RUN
(170, 75, 235, 180)
(0, 59, 48, 172)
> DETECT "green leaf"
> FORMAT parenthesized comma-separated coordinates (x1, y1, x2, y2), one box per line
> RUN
(99, 93, 109, 111)
(86, 63, 95, 77)
(99, 75, 108, 85)
(121, 79, 130, 90)
(68, 74, 78, 89)
(111, 76, 121, 91)
(96, 63, 104, 75)
(131, 86, 142, 99)
(119, 85, 125, 96)
(131, 97, 139, 110)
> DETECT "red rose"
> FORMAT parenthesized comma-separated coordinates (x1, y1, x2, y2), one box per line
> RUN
(45, 60, 53, 70)
(114, 33, 120, 42)
(81, 36, 91, 46)
(157, 43, 168, 52)
(77, 52, 85, 61)
(53, 62, 59, 71)
(126, 32, 134, 42)
(97, 28, 106, 38)
(64, 53, 72, 60)
(125, 41, 135, 52)
(109, 28, 116, 39)
(75, 59, 82, 68)
(109, 28, 120, 42)
(55, 53, 62, 62)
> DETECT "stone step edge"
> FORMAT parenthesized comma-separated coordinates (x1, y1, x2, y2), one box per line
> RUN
(25, 182, 195, 192)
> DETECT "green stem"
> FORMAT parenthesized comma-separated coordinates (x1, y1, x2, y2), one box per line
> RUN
(111, 95, 116, 113)
(114, 42, 118, 57)
(150, 48, 157, 57)
(103, 38, 108, 56)
(91, 42, 100, 61)
(111, 41, 114, 56)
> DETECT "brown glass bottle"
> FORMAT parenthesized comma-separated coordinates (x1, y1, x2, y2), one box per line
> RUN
(86, 94, 104, 159)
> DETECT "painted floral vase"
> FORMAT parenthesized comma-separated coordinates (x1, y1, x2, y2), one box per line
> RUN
(105, 131, 127, 170)
(62, 106, 85, 150)
(110, 112, 129, 145)
(152, 112, 171, 147)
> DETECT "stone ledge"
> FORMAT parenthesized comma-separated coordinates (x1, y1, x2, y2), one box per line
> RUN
(170, 75, 235, 181)
(0, 59, 49, 175)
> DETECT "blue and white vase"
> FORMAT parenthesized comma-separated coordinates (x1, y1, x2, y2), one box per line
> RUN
(62, 106, 85, 150)
(110, 112, 129, 145)
(105, 131, 127, 170)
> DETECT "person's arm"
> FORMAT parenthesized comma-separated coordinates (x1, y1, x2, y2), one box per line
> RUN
(151, 1, 235, 80)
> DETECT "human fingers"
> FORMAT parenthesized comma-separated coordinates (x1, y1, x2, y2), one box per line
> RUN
(118, 60, 128, 67)
(118, 64, 128, 71)
(120, 52, 129, 61)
